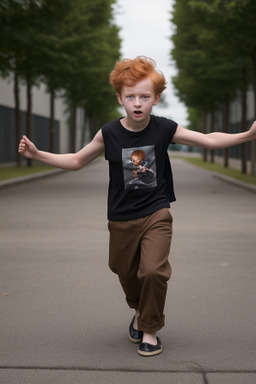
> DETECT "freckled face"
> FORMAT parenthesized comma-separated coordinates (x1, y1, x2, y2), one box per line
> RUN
(117, 78, 161, 126)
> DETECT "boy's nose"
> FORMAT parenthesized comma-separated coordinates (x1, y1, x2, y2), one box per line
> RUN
(134, 97, 141, 106)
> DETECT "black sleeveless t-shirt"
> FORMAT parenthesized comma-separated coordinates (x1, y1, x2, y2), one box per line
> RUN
(101, 115, 178, 220)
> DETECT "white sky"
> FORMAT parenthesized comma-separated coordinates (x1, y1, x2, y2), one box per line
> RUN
(113, 0, 188, 126)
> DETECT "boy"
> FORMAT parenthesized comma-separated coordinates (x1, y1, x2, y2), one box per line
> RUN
(19, 56, 256, 357)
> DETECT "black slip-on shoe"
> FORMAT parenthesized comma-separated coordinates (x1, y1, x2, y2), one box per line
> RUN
(137, 337, 162, 356)
(128, 316, 143, 344)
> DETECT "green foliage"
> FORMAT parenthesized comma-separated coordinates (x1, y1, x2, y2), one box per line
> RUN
(187, 108, 201, 131)
(0, 0, 121, 126)
(62, 1, 120, 116)
(189, 0, 251, 15)
(171, 0, 256, 126)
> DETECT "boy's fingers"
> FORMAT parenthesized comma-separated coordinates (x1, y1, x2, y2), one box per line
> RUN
(19, 137, 29, 151)
(23, 135, 31, 144)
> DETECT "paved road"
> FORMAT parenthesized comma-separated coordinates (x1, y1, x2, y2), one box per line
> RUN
(0, 158, 256, 384)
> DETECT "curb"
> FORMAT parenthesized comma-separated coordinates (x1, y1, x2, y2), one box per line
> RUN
(0, 169, 66, 191)
(212, 173, 256, 194)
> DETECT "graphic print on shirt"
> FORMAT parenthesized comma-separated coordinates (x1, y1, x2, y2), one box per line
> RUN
(122, 145, 157, 190)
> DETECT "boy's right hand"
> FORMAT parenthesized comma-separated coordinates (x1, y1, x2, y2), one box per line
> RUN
(18, 135, 38, 159)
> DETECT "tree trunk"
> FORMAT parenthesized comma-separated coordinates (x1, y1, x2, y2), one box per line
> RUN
(251, 138, 256, 176)
(251, 64, 256, 176)
(223, 97, 229, 168)
(80, 106, 87, 147)
(70, 104, 77, 152)
(240, 67, 247, 174)
(26, 73, 32, 167)
(210, 109, 215, 163)
(49, 89, 55, 153)
(89, 111, 100, 139)
(201, 112, 207, 162)
(14, 70, 22, 167)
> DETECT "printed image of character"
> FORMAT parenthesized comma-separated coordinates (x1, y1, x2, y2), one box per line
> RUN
(127, 150, 156, 189)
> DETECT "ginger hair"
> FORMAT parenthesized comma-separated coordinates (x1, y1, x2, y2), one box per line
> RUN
(109, 56, 167, 95)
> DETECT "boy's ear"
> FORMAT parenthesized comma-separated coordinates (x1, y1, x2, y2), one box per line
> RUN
(116, 93, 123, 105)
(154, 93, 162, 106)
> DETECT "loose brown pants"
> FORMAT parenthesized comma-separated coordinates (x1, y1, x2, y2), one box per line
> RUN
(108, 208, 173, 333)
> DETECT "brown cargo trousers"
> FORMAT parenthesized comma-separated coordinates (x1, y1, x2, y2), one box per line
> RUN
(108, 208, 173, 333)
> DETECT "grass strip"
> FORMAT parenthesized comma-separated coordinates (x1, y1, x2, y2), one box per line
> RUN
(0, 164, 56, 181)
(173, 156, 256, 186)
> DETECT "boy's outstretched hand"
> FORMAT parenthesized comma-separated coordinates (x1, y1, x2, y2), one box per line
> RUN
(18, 135, 38, 159)
(249, 121, 256, 140)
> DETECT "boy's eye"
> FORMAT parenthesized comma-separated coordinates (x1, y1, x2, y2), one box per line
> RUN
(127, 95, 133, 100)
(143, 95, 149, 100)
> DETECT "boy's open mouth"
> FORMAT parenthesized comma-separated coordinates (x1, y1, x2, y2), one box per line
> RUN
(134, 111, 142, 114)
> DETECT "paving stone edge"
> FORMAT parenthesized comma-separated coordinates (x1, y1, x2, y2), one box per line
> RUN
(212, 173, 256, 194)
(0, 169, 67, 191)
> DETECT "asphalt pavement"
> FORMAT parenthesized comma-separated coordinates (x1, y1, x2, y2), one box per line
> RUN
(0, 158, 256, 384)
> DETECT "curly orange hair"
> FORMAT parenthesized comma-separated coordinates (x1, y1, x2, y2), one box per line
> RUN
(109, 56, 167, 95)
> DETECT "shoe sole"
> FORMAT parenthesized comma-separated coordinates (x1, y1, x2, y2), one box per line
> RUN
(137, 347, 162, 357)
(128, 332, 142, 344)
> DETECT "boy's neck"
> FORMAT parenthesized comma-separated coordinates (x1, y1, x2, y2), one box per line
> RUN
(120, 116, 151, 132)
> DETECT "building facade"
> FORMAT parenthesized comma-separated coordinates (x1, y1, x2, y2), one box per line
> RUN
(0, 76, 88, 164)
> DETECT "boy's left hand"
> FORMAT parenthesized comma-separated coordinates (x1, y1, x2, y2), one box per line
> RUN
(248, 121, 256, 140)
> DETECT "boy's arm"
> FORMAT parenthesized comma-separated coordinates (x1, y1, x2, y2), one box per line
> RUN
(18, 130, 105, 170)
(172, 121, 256, 149)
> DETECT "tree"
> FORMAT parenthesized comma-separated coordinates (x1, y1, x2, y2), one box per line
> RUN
(34, 0, 74, 153)
(0, 1, 27, 166)
(188, 0, 256, 174)
(62, 0, 120, 151)
(0, 0, 121, 161)
(171, 0, 238, 162)
(171, 0, 254, 172)
(0, 1, 47, 166)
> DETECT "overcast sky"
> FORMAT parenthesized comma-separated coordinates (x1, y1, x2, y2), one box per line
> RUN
(113, 0, 188, 126)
